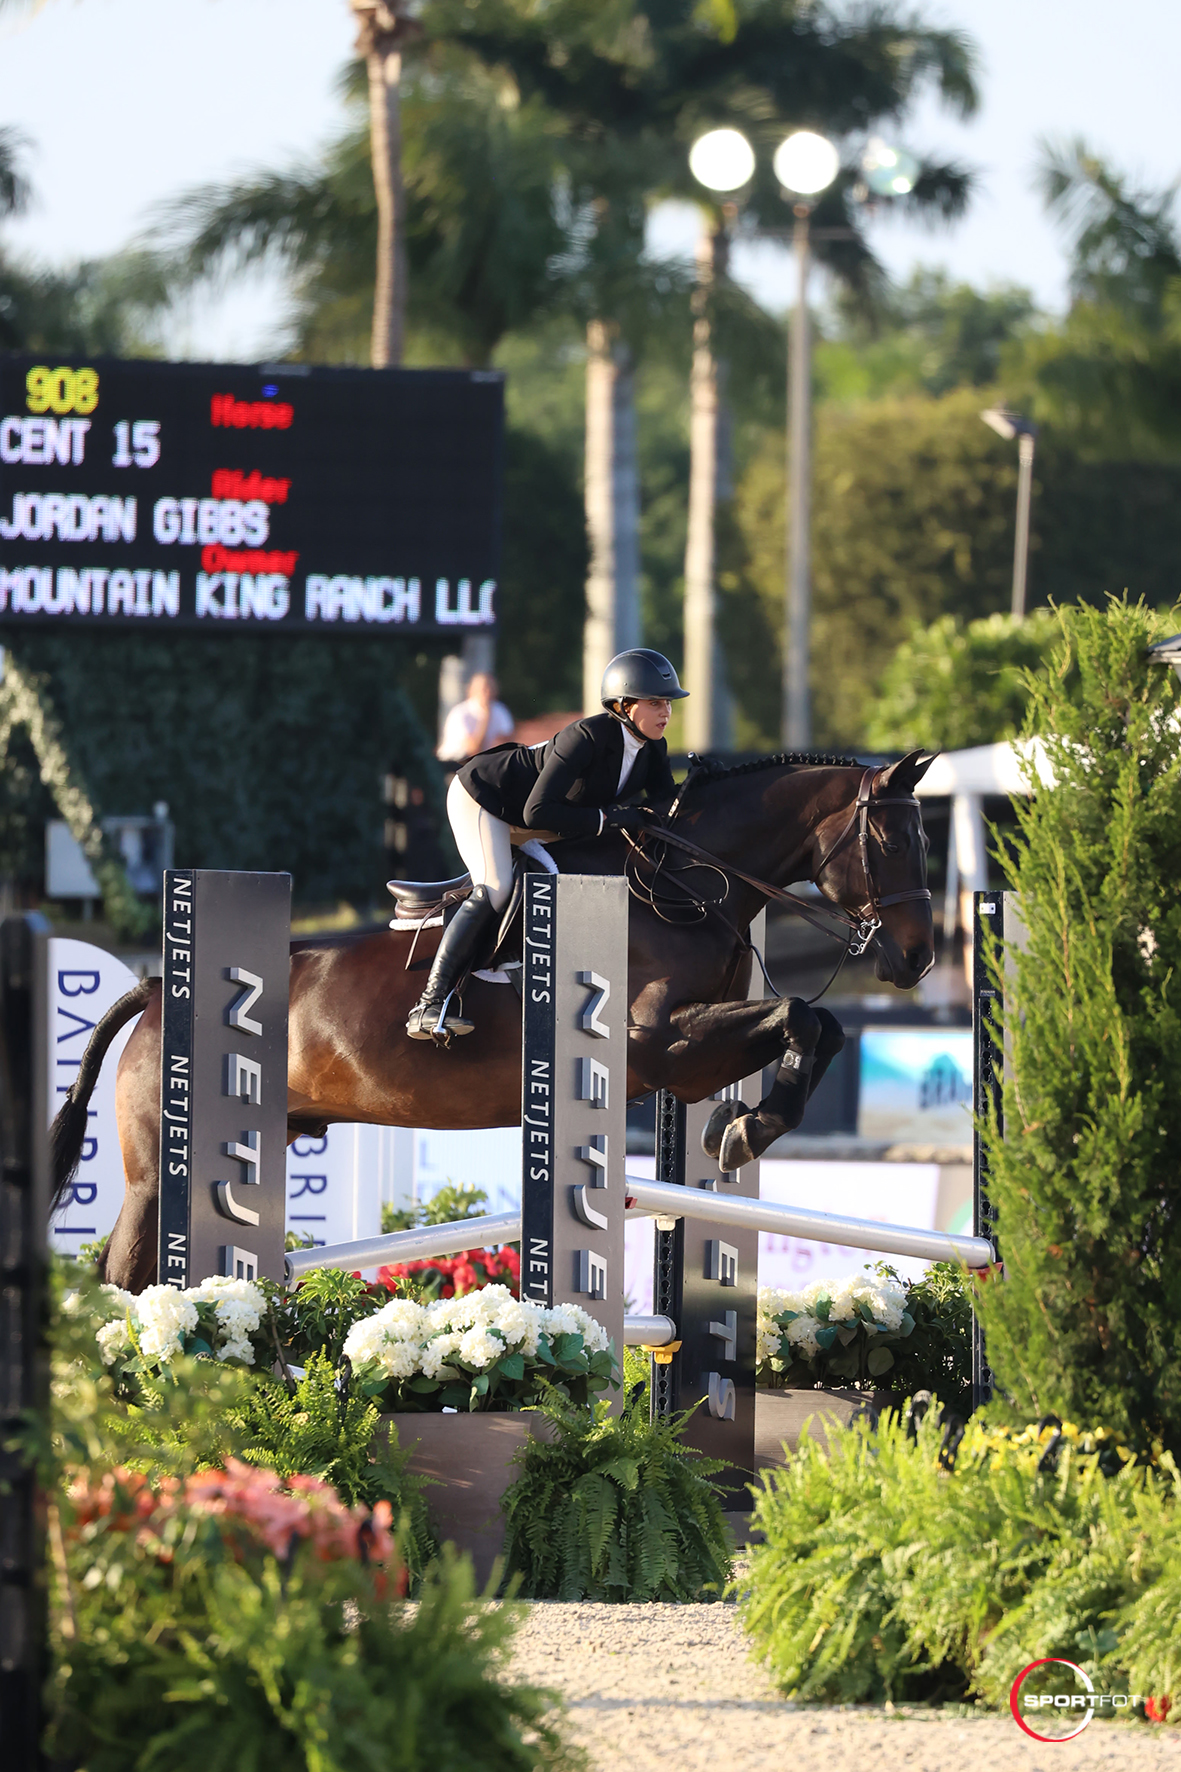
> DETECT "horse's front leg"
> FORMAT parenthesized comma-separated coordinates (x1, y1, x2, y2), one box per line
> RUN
(629, 995, 844, 1162)
(629, 995, 844, 1170)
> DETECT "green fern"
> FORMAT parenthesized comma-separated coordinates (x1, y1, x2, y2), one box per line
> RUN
(500, 1391, 732, 1601)
(227, 1352, 436, 1584)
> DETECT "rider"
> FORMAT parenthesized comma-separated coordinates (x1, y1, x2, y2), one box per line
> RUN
(406, 649, 688, 1040)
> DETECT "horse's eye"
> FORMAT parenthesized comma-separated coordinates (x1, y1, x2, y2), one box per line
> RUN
(882, 842, 900, 856)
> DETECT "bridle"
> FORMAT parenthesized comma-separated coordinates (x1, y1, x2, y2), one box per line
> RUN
(809, 765, 933, 954)
(624, 763, 932, 998)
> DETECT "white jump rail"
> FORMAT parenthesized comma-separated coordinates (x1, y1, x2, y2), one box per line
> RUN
(285, 1182, 993, 1284)
(284, 1210, 522, 1282)
(624, 1176, 994, 1269)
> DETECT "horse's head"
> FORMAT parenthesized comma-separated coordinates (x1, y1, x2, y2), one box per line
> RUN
(814, 751, 936, 989)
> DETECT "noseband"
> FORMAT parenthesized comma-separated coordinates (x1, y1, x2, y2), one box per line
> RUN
(625, 763, 932, 967)
(812, 766, 933, 955)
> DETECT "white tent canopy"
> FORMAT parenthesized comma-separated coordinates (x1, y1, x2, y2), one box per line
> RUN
(911, 738, 1052, 928)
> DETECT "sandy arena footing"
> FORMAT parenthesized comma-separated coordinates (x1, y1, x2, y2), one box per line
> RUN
(508, 1602, 1180, 1771)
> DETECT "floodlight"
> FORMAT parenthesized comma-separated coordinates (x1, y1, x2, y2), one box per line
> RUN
(689, 128, 756, 193)
(862, 137, 920, 197)
(981, 408, 1037, 441)
(772, 131, 840, 196)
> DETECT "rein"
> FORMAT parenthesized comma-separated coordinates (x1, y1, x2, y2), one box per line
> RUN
(626, 764, 932, 998)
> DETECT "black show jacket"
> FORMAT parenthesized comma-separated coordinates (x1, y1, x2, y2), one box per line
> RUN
(456, 712, 675, 840)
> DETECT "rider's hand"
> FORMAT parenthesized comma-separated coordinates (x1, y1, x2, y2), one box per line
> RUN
(603, 804, 655, 836)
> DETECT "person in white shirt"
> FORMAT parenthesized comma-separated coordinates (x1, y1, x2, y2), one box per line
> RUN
(436, 673, 515, 766)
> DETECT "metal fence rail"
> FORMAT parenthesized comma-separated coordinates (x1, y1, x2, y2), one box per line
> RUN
(286, 1180, 994, 1283)
(624, 1176, 994, 1269)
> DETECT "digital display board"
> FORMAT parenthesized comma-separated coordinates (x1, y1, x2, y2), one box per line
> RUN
(0, 355, 502, 635)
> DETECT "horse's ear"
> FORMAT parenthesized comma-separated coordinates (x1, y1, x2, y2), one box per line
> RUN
(876, 749, 938, 794)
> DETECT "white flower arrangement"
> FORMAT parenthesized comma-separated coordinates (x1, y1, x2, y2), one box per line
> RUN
(757, 1269, 914, 1387)
(343, 1283, 615, 1413)
(94, 1275, 269, 1374)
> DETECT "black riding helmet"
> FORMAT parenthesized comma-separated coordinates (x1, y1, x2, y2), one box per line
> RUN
(600, 650, 689, 731)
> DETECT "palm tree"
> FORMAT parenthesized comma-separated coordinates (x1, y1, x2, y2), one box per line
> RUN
(349, 0, 422, 365)
(424, 0, 980, 719)
(1024, 140, 1181, 455)
(0, 0, 422, 369)
(159, 64, 571, 370)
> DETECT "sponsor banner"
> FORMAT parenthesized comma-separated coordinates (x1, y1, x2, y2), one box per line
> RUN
(46, 939, 141, 1256)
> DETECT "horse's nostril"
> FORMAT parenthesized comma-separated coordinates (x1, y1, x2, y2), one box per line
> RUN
(906, 945, 932, 973)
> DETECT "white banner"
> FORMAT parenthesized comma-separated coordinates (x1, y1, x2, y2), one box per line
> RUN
(286, 1124, 391, 1263)
(46, 938, 140, 1257)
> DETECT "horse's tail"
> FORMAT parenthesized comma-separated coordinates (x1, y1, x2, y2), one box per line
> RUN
(49, 976, 158, 1215)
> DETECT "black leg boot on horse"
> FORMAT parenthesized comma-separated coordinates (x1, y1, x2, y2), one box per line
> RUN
(406, 885, 498, 1041)
(701, 1003, 846, 1169)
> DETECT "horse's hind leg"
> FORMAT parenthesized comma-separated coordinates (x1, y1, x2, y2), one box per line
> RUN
(712, 1007, 845, 1170)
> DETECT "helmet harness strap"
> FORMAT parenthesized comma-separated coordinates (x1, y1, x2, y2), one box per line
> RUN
(608, 697, 648, 743)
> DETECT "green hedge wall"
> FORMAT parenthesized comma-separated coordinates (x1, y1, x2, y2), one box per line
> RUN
(1, 630, 441, 917)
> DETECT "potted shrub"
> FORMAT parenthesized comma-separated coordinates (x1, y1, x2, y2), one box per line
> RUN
(344, 1285, 617, 1582)
(754, 1264, 971, 1462)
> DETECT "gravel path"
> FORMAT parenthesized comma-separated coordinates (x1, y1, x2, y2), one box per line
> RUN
(508, 1602, 1179, 1771)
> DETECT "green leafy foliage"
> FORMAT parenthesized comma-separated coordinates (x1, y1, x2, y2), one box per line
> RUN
(268, 1267, 388, 1369)
(226, 1351, 437, 1578)
(719, 389, 1181, 749)
(743, 1402, 1179, 1711)
(0, 631, 439, 927)
(46, 1267, 573, 1772)
(976, 597, 1181, 1451)
(48, 1509, 572, 1772)
(382, 1180, 490, 1234)
(878, 1264, 973, 1415)
(500, 1392, 731, 1601)
(865, 610, 1061, 752)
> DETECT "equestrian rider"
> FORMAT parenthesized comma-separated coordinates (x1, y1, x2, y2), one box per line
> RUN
(406, 648, 688, 1040)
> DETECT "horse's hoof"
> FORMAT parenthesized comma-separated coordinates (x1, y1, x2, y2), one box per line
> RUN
(719, 1113, 762, 1171)
(702, 1099, 749, 1160)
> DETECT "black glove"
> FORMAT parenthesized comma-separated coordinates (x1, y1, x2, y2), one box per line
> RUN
(602, 804, 655, 836)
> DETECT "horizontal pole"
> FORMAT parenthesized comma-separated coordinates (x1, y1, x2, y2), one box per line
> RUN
(623, 1314, 676, 1347)
(284, 1209, 522, 1282)
(287, 1177, 995, 1284)
(623, 1176, 995, 1269)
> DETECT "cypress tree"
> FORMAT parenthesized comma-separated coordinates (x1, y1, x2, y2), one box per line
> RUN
(977, 596, 1181, 1449)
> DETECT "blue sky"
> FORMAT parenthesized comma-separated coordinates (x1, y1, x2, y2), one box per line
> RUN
(2, 0, 1180, 355)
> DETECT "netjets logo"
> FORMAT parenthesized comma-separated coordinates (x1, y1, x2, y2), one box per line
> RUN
(1010, 1658, 1143, 1741)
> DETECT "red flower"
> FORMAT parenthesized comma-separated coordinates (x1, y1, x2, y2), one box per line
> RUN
(1146, 1696, 1172, 1723)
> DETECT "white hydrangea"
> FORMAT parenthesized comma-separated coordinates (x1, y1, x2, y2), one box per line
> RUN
(131, 1287, 199, 1363)
(785, 1314, 823, 1358)
(96, 1318, 131, 1366)
(457, 1325, 504, 1369)
(343, 1296, 428, 1378)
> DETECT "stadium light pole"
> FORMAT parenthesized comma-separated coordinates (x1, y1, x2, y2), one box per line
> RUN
(685, 129, 756, 753)
(981, 408, 1038, 620)
(774, 131, 840, 750)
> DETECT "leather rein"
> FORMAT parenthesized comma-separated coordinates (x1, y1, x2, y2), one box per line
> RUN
(626, 763, 932, 974)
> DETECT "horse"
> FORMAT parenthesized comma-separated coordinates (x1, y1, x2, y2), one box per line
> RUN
(51, 749, 935, 1291)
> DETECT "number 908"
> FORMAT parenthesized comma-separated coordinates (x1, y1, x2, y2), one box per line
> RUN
(26, 365, 99, 416)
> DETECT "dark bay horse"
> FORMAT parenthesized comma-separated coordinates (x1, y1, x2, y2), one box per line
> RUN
(52, 750, 935, 1289)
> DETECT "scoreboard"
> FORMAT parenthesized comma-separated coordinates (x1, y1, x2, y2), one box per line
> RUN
(0, 356, 503, 636)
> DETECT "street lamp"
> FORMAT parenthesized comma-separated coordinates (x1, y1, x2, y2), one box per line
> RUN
(775, 131, 839, 750)
(981, 408, 1038, 620)
(683, 131, 755, 752)
(688, 126, 839, 752)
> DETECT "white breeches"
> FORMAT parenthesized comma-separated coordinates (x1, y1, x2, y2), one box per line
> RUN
(447, 776, 514, 911)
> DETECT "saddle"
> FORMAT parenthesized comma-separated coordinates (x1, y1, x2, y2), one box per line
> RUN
(385, 848, 556, 990)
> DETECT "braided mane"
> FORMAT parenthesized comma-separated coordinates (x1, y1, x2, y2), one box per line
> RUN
(681, 749, 862, 788)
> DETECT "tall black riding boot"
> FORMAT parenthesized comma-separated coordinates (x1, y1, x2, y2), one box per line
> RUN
(406, 886, 497, 1041)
